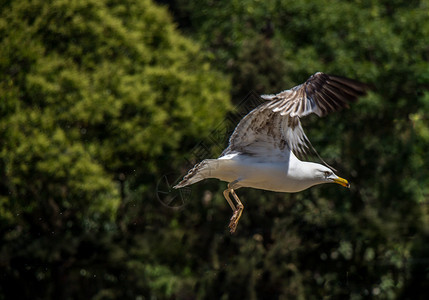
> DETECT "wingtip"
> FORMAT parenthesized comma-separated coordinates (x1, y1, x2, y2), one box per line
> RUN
(327, 74, 372, 94)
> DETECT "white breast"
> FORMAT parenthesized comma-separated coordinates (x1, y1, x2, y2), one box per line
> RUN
(209, 152, 322, 193)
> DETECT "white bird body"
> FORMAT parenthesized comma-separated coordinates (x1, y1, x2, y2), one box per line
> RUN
(206, 152, 327, 193)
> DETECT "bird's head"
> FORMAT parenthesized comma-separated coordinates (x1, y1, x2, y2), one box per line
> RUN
(294, 162, 350, 190)
(314, 165, 350, 188)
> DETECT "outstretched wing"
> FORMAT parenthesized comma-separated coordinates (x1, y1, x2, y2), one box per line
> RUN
(262, 72, 369, 117)
(222, 72, 369, 159)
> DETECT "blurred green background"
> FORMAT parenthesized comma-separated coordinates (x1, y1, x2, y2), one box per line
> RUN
(1, 0, 429, 299)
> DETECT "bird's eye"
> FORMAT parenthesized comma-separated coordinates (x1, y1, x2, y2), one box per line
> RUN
(324, 171, 331, 177)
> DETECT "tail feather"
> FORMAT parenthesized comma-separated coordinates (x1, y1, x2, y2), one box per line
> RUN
(174, 159, 217, 189)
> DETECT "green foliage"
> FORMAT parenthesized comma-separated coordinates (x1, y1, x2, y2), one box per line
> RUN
(162, 0, 429, 298)
(2, 0, 429, 299)
(0, 0, 230, 298)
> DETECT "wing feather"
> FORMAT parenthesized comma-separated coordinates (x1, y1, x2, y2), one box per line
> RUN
(221, 72, 369, 160)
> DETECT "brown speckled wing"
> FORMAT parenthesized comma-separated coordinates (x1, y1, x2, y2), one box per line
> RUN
(262, 72, 369, 117)
(222, 72, 369, 159)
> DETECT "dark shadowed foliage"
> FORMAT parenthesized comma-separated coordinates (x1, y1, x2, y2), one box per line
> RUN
(1, 0, 429, 299)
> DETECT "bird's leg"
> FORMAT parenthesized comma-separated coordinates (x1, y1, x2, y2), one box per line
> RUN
(227, 181, 244, 234)
(223, 189, 236, 211)
(229, 189, 244, 233)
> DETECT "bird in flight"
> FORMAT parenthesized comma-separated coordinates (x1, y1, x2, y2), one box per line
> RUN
(174, 72, 369, 233)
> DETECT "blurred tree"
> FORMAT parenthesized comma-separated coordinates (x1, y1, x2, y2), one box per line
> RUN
(159, 0, 429, 299)
(2, 0, 429, 299)
(0, 0, 230, 298)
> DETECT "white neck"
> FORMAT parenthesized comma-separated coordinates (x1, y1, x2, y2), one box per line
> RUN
(287, 153, 326, 189)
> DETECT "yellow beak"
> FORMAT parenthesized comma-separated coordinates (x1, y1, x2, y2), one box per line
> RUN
(333, 177, 350, 188)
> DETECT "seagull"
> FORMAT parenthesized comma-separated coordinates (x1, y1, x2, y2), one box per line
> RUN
(174, 72, 369, 233)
